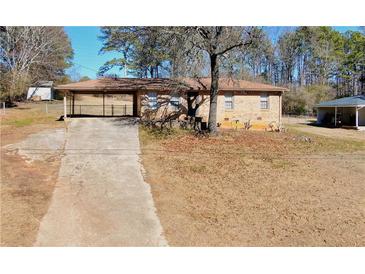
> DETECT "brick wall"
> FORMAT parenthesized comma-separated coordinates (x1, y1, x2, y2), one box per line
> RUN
(138, 90, 282, 129)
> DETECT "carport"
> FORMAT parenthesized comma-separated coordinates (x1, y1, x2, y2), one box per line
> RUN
(55, 79, 140, 117)
(316, 95, 365, 130)
(54, 77, 186, 118)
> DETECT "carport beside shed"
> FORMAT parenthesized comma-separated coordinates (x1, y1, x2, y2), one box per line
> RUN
(316, 95, 365, 130)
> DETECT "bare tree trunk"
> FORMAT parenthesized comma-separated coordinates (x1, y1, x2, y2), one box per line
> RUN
(208, 54, 219, 134)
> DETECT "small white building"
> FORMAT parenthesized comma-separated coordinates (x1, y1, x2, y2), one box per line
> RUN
(316, 95, 365, 130)
(27, 81, 54, 100)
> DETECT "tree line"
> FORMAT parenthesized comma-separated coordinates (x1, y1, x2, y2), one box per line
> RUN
(99, 26, 365, 119)
(0, 26, 73, 103)
(1, 26, 363, 133)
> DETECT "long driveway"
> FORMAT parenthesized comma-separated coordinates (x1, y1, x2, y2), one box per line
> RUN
(35, 118, 167, 246)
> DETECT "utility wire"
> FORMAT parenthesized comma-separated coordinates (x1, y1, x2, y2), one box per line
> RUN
(70, 62, 100, 73)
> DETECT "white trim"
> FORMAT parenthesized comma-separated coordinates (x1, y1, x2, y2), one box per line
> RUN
(224, 91, 234, 110)
(316, 105, 365, 108)
(147, 92, 158, 109)
(260, 93, 269, 109)
(170, 95, 180, 110)
(63, 96, 67, 118)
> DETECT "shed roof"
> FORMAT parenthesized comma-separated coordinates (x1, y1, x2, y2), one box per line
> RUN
(55, 77, 287, 92)
(31, 81, 53, 87)
(316, 95, 365, 107)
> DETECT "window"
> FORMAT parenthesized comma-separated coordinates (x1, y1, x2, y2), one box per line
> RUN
(224, 92, 233, 109)
(170, 95, 180, 110)
(148, 92, 157, 109)
(260, 94, 269, 109)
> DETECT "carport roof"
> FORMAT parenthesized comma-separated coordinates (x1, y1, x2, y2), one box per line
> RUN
(317, 95, 365, 107)
(55, 77, 288, 92)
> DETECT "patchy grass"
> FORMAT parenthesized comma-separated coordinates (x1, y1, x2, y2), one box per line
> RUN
(286, 123, 365, 143)
(287, 127, 365, 152)
(139, 125, 194, 142)
(1, 153, 62, 246)
(1, 103, 64, 246)
(2, 105, 58, 127)
(140, 126, 365, 246)
(1, 103, 63, 146)
(3, 116, 55, 127)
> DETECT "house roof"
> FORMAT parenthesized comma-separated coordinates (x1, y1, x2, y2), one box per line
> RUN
(55, 77, 288, 93)
(316, 95, 365, 107)
(179, 77, 288, 92)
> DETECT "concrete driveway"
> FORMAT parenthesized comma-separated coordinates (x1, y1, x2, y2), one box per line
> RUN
(35, 118, 167, 246)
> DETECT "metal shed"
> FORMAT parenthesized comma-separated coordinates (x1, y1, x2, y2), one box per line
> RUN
(316, 95, 365, 130)
(27, 81, 54, 100)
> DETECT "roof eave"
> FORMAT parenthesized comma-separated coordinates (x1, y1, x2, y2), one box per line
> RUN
(55, 86, 287, 92)
(316, 104, 365, 108)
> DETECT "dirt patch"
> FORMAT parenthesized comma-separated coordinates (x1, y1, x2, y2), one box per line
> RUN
(287, 123, 365, 142)
(1, 103, 64, 146)
(1, 104, 64, 246)
(140, 127, 365, 246)
(0, 152, 62, 246)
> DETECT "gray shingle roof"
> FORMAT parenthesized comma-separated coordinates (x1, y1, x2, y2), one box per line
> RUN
(317, 95, 365, 107)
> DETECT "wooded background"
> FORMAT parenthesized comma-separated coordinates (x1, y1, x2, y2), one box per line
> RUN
(1, 26, 364, 117)
(99, 26, 365, 115)
(0, 27, 73, 103)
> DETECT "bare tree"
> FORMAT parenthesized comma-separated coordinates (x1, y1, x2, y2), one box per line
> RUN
(0, 27, 73, 102)
(175, 27, 256, 134)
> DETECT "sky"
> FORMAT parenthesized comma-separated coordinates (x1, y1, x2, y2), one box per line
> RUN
(64, 27, 121, 80)
(65, 26, 362, 80)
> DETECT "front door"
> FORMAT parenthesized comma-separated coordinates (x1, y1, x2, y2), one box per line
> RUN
(187, 92, 199, 117)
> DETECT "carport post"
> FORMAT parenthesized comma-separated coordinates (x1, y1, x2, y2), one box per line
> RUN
(63, 96, 67, 118)
(72, 94, 75, 115)
(103, 93, 105, 116)
(355, 107, 359, 128)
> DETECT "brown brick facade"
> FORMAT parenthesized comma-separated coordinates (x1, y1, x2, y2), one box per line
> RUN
(138, 90, 283, 129)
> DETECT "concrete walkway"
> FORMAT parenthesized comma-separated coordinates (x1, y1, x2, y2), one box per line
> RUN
(35, 118, 167, 246)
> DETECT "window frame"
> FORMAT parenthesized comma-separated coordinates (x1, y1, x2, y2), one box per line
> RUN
(148, 92, 158, 109)
(260, 93, 269, 109)
(170, 94, 180, 110)
(224, 92, 234, 110)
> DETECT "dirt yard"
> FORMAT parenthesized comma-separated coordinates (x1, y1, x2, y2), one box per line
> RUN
(140, 125, 365, 246)
(0, 102, 64, 246)
(288, 123, 365, 142)
(2, 103, 365, 246)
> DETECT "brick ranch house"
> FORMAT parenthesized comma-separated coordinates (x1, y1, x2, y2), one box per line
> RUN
(55, 77, 288, 129)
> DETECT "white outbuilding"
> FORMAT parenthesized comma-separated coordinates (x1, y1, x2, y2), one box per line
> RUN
(27, 81, 54, 100)
(316, 95, 365, 130)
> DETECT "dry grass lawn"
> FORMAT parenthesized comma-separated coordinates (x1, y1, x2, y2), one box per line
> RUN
(1, 103, 64, 246)
(140, 126, 365, 246)
(1, 102, 364, 247)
